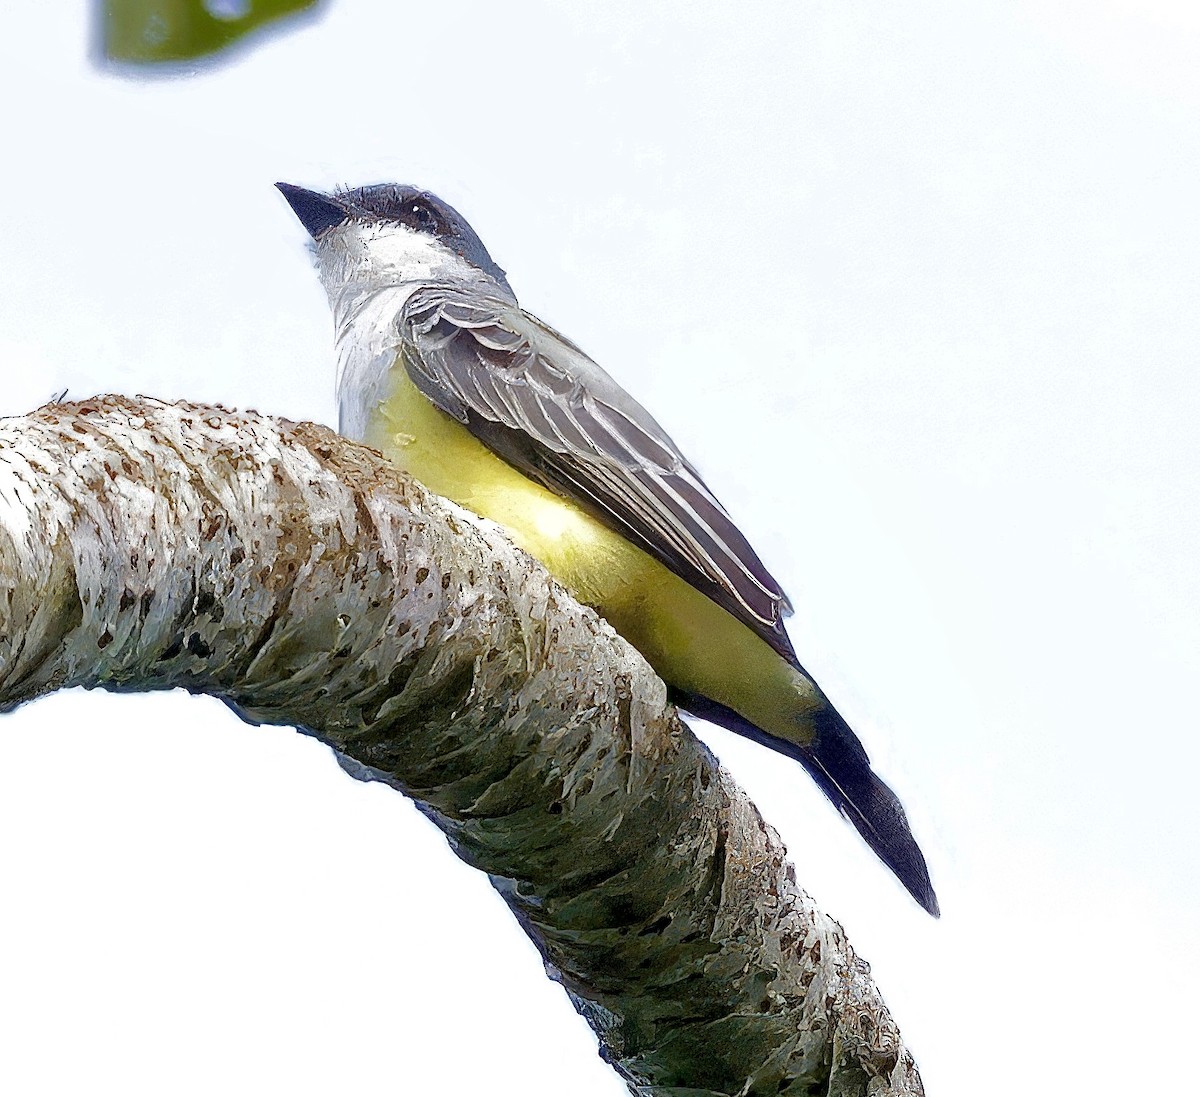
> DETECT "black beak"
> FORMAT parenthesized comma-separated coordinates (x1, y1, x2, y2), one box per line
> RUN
(275, 183, 350, 239)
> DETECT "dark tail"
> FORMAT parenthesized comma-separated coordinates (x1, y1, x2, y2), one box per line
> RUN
(673, 691, 940, 917)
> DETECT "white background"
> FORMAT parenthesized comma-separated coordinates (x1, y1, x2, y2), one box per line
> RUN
(1, 2, 1197, 1093)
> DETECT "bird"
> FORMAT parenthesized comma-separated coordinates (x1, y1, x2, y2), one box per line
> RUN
(277, 181, 939, 916)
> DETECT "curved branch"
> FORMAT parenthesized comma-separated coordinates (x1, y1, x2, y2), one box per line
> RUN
(0, 396, 924, 1096)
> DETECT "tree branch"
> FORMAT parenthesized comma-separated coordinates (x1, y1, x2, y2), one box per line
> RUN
(0, 396, 924, 1096)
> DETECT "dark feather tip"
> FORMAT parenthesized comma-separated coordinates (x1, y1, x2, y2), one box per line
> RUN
(674, 690, 940, 916)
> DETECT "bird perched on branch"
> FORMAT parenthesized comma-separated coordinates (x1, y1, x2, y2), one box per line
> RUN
(278, 181, 938, 915)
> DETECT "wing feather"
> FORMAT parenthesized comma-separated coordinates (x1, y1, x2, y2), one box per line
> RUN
(399, 285, 796, 662)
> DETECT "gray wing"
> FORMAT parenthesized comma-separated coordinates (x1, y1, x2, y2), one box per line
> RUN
(399, 284, 797, 663)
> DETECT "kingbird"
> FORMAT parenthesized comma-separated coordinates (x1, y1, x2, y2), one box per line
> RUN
(278, 182, 938, 915)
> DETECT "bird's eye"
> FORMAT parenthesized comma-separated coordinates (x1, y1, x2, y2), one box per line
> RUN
(408, 201, 437, 231)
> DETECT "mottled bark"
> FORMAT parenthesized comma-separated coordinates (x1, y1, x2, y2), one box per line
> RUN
(0, 396, 924, 1096)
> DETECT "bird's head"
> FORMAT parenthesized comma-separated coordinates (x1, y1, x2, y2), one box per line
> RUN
(276, 182, 512, 301)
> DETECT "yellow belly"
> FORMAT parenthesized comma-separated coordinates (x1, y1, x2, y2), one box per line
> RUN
(365, 370, 819, 741)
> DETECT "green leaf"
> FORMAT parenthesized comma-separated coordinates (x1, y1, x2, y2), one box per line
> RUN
(102, 0, 320, 65)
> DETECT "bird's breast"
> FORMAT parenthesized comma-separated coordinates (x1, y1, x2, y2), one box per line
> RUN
(359, 361, 816, 739)
(362, 365, 628, 607)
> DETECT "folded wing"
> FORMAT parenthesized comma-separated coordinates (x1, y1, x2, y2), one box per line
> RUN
(398, 284, 797, 663)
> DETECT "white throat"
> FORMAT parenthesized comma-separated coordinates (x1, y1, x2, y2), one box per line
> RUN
(312, 221, 491, 440)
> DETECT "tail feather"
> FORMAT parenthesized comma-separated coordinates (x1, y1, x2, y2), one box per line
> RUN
(673, 690, 939, 917)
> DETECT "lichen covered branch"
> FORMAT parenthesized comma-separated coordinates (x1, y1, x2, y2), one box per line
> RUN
(0, 397, 924, 1096)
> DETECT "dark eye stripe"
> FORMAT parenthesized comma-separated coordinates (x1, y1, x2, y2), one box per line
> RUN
(336, 183, 513, 294)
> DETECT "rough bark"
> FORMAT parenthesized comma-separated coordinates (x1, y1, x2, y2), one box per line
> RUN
(0, 396, 925, 1096)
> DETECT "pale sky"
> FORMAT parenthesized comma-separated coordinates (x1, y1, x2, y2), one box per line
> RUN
(1, 3, 1197, 1094)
